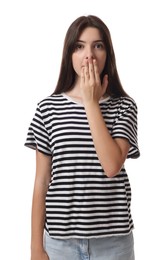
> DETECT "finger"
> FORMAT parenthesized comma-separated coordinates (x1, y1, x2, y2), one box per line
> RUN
(84, 60, 89, 81)
(93, 59, 100, 84)
(81, 66, 85, 84)
(88, 59, 95, 83)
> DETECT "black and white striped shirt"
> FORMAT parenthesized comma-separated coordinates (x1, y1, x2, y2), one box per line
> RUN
(25, 93, 140, 239)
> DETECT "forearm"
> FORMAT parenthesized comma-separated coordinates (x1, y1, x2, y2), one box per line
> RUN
(84, 101, 126, 177)
(31, 180, 48, 252)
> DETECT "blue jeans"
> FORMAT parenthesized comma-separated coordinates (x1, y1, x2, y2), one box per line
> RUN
(44, 231, 135, 260)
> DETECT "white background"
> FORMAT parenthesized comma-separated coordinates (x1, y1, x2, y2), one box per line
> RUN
(0, 0, 167, 259)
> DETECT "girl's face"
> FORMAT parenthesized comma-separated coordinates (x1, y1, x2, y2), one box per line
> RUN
(72, 27, 107, 78)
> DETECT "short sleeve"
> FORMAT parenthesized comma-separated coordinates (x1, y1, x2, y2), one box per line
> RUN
(111, 98, 140, 159)
(24, 104, 52, 156)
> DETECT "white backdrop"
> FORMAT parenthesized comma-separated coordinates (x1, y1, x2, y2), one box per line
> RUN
(0, 0, 167, 259)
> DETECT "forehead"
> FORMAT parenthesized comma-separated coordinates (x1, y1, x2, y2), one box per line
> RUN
(78, 27, 102, 41)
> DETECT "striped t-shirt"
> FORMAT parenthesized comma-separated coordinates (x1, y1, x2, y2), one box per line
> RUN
(25, 93, 140, 239)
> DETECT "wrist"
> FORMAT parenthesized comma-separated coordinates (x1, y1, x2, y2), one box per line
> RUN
(83, 99, 99, 110)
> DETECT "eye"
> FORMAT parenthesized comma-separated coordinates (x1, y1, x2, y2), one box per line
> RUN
(74, 43, 84, 51)
(94, 42, 105, 49)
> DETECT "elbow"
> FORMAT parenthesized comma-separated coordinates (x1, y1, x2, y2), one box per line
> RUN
(103, 164, 122, 178)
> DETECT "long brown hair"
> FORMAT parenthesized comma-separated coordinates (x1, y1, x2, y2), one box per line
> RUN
(52, 15, 129, 98)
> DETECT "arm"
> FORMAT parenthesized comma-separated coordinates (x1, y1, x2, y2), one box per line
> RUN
(31, 150, 51, 260)
(81, 59, 130, 178)
(84, 101, 130, 177)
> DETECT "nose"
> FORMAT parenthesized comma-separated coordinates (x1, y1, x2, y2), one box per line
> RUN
(85, 46, 94, 60)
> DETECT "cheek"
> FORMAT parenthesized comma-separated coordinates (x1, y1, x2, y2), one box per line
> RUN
(72, 55, 83, 75)
(98, 55, 107, 74)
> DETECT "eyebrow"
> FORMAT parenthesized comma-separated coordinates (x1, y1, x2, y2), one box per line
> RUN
(76, 40, 104, 43)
